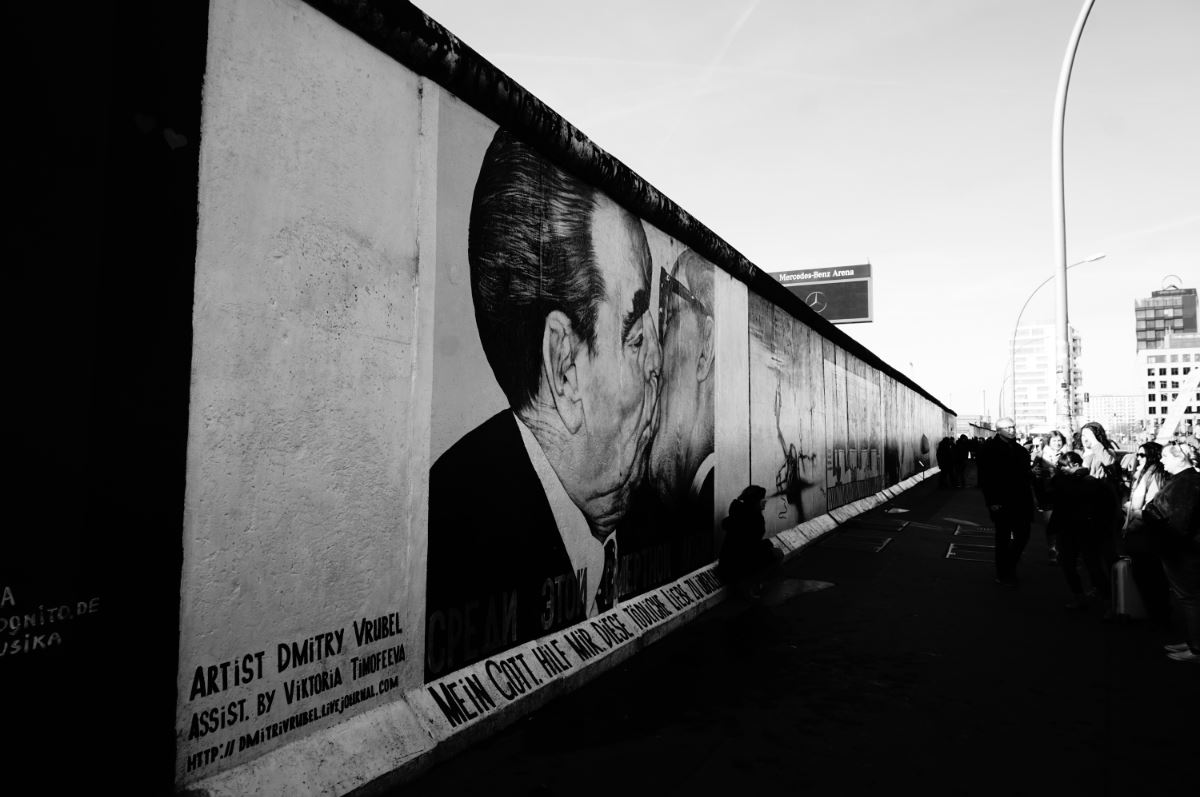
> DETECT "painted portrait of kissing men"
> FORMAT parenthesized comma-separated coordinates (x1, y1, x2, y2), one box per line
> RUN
(426, 114, 715, 681)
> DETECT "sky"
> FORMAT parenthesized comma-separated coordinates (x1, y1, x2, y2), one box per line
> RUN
(413, 0, 1199, 419)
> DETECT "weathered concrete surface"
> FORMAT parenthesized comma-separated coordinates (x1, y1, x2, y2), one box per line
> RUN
(182, 699, 436, 797)
(179, 1, 953, 791)
(179, 0, 435, 783)
(185, 473, 935, 796)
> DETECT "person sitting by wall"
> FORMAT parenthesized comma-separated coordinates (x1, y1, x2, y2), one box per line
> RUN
(717, 485, 783, 599)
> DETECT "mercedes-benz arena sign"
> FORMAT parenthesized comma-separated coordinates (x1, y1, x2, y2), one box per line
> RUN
(771, 264, 872, 324)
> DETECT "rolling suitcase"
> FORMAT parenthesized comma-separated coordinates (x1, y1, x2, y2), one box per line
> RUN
(1111, 557, 1146, 621)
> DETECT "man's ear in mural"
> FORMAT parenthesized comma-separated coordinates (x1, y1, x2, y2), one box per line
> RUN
(543, 309, 583, 433)
(696, 314, 715, 384)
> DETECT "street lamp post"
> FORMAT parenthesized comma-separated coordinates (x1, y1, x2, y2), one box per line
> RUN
(1052, 0, 1098, 435)
(1010, 253, 1105, 431)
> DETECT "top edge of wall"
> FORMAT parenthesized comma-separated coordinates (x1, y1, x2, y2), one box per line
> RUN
(299, 0, 955, 417)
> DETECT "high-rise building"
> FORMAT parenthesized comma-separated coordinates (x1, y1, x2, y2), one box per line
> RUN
(1012, 322, 1082, 432)
(1134, 281, 1199, 437)
(1135, 286, 1197, 350)
(1137, 329, 1199, 437)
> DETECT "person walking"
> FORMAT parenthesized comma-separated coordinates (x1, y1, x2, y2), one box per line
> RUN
(978, 418, 1035, 588)
(1032, 432, 1067, 564)
(1121, 442, 1170, 625)
(953, 434, 970, 488)
(1079, 421, 1125, 571)
(937, 436, 954, 489)
(1143, 439, 1200, 663)
(1051, 451, 1115, 611)
(1080, 421, 1126, 506)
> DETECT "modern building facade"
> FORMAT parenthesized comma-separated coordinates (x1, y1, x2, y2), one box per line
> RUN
(1134, 281, 1198, 437)
(1135, 286, 1197, 350)
(1083, 394, 1139, 439)
(1138, 330, 1199, 437)
(1013, 322, 1083, 433)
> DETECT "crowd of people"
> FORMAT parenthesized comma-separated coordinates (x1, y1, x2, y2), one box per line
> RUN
(936, 434, 978, 489)
(945, 420, 1200, 665)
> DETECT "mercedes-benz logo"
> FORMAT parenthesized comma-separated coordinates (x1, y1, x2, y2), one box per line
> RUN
(805, 291, 827, 313)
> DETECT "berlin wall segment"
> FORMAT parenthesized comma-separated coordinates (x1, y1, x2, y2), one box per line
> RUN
(418, 568, 723, 736)
(181, 612, 408, 774)
(176, 0, 955, 794)
(176, 0, 433, 787)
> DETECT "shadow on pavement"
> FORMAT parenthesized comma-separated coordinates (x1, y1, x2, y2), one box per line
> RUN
(380, 462, 1195, 797)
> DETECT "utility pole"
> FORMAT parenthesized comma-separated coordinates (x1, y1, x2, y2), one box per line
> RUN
(1051, 0, 1097, 435)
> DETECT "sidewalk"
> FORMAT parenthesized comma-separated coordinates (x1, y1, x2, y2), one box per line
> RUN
(377, 463, 1195, 797)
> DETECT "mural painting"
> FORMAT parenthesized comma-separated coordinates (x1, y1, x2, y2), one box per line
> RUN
(426, 122, 715, 680)
(748, 295, 823, 534)
(829, 356, 883, 507)
(169, 5, 959, 789)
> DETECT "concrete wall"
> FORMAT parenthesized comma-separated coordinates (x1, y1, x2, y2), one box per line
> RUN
(176, 0, 955, 793)
(178, 0, 436, 786)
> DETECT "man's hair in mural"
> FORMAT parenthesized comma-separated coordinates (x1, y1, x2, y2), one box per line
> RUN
(676, 248, 713, 312)
(468, 129, 607, 413)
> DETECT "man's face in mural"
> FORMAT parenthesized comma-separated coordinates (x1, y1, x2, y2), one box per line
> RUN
(571, 197, 661, 534)
(648, 250, 714, 507)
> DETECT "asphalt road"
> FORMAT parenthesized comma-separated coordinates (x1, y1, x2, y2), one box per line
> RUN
(377, 463, 1196, 797)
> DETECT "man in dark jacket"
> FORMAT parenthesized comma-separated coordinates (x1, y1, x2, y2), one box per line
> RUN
(936, 437, 954, 488)
(1049, 451, 1115, 609)
(953, 434, 970, 488)
(1144, 439, 1200, 663)
(978, 418, 1035, 587)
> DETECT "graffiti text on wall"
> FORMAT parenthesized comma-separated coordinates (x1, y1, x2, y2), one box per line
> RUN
(425, 569, 723, 729)
(181, 610, 407, 776)
(0, 585, 101, 657)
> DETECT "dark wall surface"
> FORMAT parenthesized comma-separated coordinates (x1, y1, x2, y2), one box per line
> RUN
(10, 4, 207, 792)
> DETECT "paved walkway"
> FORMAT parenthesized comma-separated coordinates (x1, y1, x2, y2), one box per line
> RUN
(379, 463, 1195, 797)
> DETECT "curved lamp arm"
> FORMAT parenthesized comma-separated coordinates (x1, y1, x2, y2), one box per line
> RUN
(1010, 253, 1105, 428)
